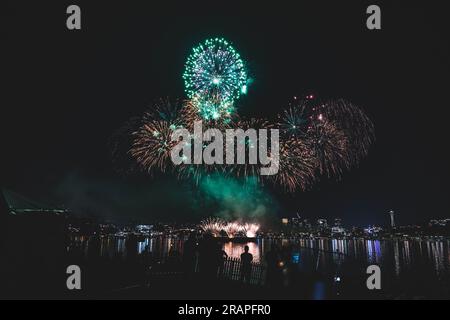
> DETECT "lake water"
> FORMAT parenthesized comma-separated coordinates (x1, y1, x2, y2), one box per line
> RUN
(69, 235, 450, 298)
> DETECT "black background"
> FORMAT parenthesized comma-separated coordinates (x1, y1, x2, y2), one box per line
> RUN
(1, 1, 449, 226)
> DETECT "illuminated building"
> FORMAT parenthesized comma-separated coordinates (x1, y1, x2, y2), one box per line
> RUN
(334, 218, 342, 227)
(317, 219, 328, 227)
(388, 210, 396, 228)
(136, 224, 153, 234)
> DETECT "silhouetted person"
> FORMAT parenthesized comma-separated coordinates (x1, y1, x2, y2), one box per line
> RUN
(142, 245, 156, 268)
(265, 244, 281, 288)
(183, 233, 198, 277)
(87, 236, 101, 261)
(168, 246, 181, 270)
(126, 234, 138, 260)
(198, 234, 218, 280)
(216, 243, 228, 279)
(240, 245, 253, 283)
(140, 245, 153, 287)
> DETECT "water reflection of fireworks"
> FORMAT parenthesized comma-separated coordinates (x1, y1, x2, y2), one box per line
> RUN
(223, 242, 260, 262)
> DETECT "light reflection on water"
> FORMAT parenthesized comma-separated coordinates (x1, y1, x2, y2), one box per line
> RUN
(70, 236, 450, 280)
(223, 241, 261, 262)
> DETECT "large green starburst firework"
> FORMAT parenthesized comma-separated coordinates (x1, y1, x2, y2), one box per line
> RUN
(183, 38, 248, 120)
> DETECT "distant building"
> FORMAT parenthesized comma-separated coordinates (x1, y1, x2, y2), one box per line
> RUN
(429, 219, 438, 226)
(317, 219, 328, 227)
(334, 218, 342, 227)
(429, 219, 450, 227)
(303, 219, 311, 229)
(388, 210, 396, 228)
(331, 226, 345, 236)
(351, 226, 365, 237)
(136, 224, 153, 234)
(291, 217, 301, 227)
(364, 226, 384, 236)
(331, 218, 345, 235)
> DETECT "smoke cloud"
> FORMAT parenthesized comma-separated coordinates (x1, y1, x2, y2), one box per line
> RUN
(53, 171, 278, 223)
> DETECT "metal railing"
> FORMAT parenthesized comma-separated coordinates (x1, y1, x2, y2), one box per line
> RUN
(219, 257, 266, 285)
(148, 254, 266, 286)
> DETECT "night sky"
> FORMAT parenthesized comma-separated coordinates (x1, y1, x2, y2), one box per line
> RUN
(2, 1, 449, 226)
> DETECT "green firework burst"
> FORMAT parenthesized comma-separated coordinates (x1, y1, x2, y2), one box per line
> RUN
(183, 38, 248, 120)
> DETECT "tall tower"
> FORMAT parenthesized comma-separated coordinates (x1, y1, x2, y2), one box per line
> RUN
(388, 210, 396, 228)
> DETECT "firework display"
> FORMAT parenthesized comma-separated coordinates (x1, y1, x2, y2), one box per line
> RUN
(183, 38, 248, 121)
(121, 38, 375, 193)
(129, 98, 185, 174)
(277, 95, 375, 179)
(225, 117, 273, 180)
(200, 217, 260, 238)
(273, 137, 317, 192)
